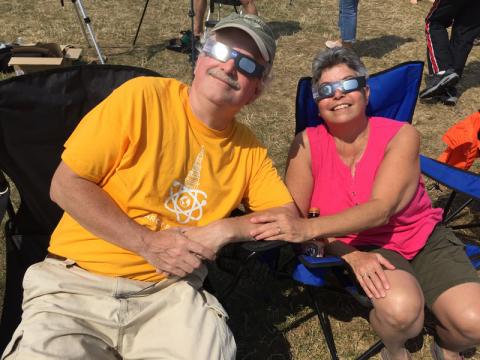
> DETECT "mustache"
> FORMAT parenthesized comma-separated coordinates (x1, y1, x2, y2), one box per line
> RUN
(208, 68, 240, 90)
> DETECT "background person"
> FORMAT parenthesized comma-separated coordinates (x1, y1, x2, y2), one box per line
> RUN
(250, 48, 480, 360)
(419, 0, 480, 106)
(167, 0, 257, 54)
(2, 14, 295, 360)
(194, 0, 257, 37)
(325, 0, 359, 49)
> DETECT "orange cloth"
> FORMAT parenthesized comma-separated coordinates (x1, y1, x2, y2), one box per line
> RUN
(437, 111, 480, 170)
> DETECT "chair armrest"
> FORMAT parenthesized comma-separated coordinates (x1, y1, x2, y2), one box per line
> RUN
(298, 254, 345, 268)
(420, 155, 480, 200)
(241, 240, 286, 253)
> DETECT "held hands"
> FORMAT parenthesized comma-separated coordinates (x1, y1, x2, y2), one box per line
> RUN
(342, 251, 395, 299)
(181, 220, 233, 254)
(249, 210, 310, 242)
(139, 228, 216, 278)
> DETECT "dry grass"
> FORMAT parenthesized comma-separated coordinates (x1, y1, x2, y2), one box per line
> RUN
(1, 0, 479, 359)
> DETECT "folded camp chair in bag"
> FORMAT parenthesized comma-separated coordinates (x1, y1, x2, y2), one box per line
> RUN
(0, 64, 160, 353)
(293, 60, 480, 359)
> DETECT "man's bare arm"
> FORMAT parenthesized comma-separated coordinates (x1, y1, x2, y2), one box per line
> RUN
(182, 202, 297, 253)
(50, 161, 215, 277)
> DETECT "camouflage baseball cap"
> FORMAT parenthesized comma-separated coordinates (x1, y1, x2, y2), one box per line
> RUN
(212, 13, 276, 63)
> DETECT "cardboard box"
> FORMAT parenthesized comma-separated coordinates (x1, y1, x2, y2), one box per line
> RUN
(8, 44, 82, 75)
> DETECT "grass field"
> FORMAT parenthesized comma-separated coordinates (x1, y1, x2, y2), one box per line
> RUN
(1, 0, 479, 359)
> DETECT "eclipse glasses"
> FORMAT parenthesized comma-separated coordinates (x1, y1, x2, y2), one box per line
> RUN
(202, 38, 265, 78)
(312, 76, 367, 102)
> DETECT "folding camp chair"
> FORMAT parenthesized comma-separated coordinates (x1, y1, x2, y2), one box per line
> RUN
(293, 61, 480, 359)
(0, 64, 161, 353)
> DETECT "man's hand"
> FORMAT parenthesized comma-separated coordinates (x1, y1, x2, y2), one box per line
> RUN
(181, 221, 235, 254)
(342, 251, 396, 299)
(138, 228, 216, 278)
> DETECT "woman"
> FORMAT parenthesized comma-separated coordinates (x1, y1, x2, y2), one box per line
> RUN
(250, 48, 480, 360)
(325, 0, 359, 49)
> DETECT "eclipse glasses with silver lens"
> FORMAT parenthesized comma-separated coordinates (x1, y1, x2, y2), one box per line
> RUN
(202, 38, 265, 78)
(312, 76, 367, 102)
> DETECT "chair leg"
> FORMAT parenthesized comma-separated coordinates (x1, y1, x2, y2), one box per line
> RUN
(307, 287, 339, 360)
(444, 198, 474, 224)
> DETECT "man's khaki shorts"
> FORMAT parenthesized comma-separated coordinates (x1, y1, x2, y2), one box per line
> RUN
(371, 225, 480, 308)
(2, 257, 236, 360)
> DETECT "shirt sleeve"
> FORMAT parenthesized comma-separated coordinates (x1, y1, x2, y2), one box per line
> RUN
(243, 146, 293, 211)
(61, 77, 150, 186)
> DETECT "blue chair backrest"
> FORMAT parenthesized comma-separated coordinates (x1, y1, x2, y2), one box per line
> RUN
(295, 61, 424, 134)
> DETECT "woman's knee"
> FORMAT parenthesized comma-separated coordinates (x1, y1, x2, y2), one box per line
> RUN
(374, 292, 424, 331)
(448, 307, 480, 344)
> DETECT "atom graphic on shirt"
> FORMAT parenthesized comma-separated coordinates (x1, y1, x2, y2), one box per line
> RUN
(164, 180, 207, 224)
(164, 146, 208, 224)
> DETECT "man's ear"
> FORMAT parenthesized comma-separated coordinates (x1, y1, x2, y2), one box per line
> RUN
(246, 81, 263, 105)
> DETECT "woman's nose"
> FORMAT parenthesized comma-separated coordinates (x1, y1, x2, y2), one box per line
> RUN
(333, 87, 345, 99)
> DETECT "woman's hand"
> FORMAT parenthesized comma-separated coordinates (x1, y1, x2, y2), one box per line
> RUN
(249, 211, 310, 242)
(342, 251, 396, 299)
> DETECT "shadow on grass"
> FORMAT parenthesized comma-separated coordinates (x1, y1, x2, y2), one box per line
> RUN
(267, 21, 301, 40)
(207, 246, 374, 359)
(209, 239, 480, 359)
(103, 43, 167, 61)
(458, 60, 480, 96)
(430, 188, 480, 238)
(355, 35, 415, 58)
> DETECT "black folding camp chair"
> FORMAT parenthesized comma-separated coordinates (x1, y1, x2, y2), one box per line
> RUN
(293, 61, 480, 359)
(0, 64, 161, 353)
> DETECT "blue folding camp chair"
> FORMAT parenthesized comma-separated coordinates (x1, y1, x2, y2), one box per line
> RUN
(293, 60, 480, 359)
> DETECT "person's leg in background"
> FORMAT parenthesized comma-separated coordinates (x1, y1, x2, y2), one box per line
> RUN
(419, 0, 463, 101)
(195, 0, 257, 37)
(326, 0, 359, 49)
(424, 0, 455, 75)
(194, 0, 208, 37)
(438, 0, 480, 105)
(168, 0, 257, 58)
(239, 0, 257, 15)
(450, 0, 480, 78)
(339, 0, 359, 48)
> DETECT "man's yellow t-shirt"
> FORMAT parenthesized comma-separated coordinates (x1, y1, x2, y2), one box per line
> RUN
(49, 77, 292, 281)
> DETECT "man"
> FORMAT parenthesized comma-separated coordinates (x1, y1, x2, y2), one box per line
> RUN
(2, 14, 294, 360)
(419, 0, 480, 106)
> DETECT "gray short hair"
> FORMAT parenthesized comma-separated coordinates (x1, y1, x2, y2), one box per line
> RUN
(311, 47, 368, 86)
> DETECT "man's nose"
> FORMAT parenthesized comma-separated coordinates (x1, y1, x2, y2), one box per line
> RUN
(221, 58, 236, 75)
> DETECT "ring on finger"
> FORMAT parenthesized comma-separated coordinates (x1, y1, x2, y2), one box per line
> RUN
(362, 273, 369, 278)
(277, 226, 281, 235)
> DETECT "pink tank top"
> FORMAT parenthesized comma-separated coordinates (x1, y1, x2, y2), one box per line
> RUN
(307, 117, 443, 259)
